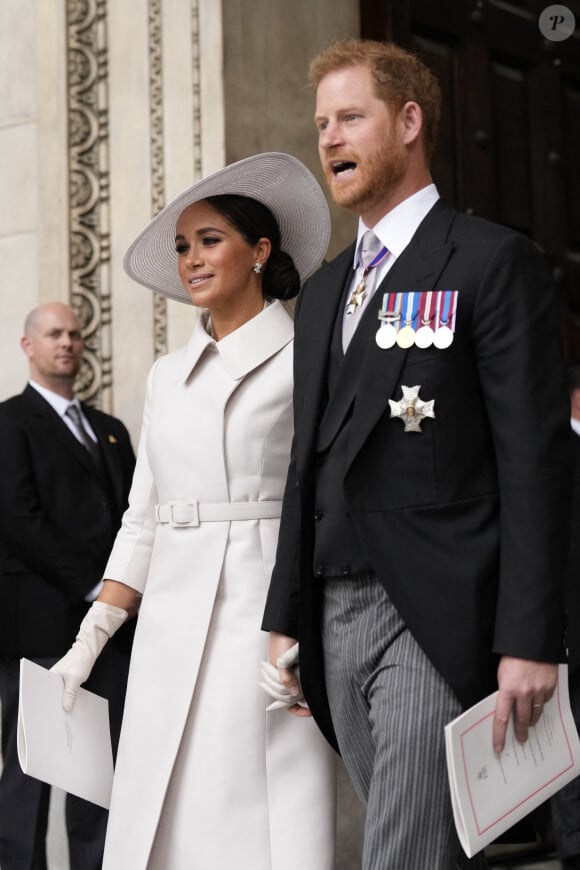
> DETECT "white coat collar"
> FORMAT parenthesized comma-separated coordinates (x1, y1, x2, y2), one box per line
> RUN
(181, 300, 293, 382)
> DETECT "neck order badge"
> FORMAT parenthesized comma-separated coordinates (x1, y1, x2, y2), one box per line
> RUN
(347, 231, 389, 316)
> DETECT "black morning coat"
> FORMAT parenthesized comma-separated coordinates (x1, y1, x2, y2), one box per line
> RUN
(263, 199, 572, 751)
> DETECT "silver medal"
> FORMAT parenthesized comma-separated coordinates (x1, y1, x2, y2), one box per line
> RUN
(376, 323, 398, 349)
(414, 324, 434, 349)
(433, 325, 454, 349)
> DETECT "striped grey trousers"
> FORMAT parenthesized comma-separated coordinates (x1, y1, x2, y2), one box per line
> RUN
(322, 574, 488, 870)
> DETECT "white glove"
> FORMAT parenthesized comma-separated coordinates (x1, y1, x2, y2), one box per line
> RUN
(51, 601, 128, 712)
(260, 642, 308, 711)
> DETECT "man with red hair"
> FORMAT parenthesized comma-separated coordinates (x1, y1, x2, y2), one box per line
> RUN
(264, 39, 571, 869)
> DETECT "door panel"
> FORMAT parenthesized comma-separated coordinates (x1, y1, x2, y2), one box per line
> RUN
(361, 0, 580, 350)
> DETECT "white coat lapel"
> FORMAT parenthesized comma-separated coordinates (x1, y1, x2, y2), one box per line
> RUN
(180, 301, 293, 384)
(217, 301, 293, 380)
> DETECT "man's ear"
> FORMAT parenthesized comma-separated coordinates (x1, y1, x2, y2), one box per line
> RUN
(399, 101, 423, 146)
(20, 335, 32, 359)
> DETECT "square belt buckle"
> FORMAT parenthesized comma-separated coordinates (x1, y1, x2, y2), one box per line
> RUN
(167, 501, 200, 527)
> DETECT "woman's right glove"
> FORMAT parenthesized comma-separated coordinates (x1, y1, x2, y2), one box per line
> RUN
(51, 600, 128, 712)
(260, 642, 308, 711)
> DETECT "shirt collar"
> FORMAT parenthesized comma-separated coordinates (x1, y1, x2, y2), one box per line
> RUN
(29, 380, 78, 419)
(354, 183, 440, 269)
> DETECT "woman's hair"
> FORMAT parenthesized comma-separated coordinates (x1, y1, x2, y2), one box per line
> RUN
(205, 194, 300, 301)
(308, 38, 441, 162)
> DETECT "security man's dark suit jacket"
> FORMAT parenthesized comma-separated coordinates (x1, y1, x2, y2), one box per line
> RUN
(0, 384, 136, 869)
(0, 384, 136, 657)
(263, 199, 572, 752)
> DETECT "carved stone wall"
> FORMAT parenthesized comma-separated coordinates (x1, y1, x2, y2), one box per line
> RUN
(148, 0, 168, 360)
(66, 0, 112, 407)
(63, 0, 207, 412)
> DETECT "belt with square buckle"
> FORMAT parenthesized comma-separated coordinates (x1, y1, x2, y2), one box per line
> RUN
(155, 500, 282, 527)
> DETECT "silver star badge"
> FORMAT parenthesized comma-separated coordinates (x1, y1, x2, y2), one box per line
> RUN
(389, 385, 435, 432)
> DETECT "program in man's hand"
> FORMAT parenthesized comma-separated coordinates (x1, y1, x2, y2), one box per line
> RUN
(445, 664, 580, 857)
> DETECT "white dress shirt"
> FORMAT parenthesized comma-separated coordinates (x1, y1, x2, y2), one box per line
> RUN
(29, 380, 98, 444)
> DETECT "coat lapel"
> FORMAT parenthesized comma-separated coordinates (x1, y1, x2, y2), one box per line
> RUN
(345, 201, 459, 470)
(84, 405, 124, 504)
(180, 300, 294, 384)
(22, 385, 96, 475)
(294, 247, 354, 472)
(316, 311, 368, 452)
(216, 300, 294, 380)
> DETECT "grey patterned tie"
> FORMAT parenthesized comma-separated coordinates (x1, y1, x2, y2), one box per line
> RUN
(361, 230, 383, 267)
(66, 404, 102, 469)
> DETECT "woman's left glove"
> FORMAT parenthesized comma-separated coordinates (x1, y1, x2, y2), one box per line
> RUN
(51, 601, 128, 712)
(260, 642, 308, 711)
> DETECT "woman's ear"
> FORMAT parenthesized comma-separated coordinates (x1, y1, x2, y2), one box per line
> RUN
(255, 237, 272, 266)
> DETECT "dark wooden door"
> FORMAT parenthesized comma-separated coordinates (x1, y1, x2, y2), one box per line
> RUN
(361, 0, 580, 357)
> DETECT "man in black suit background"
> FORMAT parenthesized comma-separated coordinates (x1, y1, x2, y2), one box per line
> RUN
(262, 39, 571, 869)
(0, 302, 136, 870)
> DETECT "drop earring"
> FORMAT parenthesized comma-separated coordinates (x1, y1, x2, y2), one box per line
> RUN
(253, 262, 263, 275)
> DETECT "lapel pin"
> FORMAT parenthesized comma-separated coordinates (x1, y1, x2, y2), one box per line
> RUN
(108, 434, 118, 444)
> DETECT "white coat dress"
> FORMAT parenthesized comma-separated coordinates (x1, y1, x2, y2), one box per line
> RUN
(100, 301, 336, 870)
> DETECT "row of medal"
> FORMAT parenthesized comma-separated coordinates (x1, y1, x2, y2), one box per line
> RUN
(376, 290, 459, 350)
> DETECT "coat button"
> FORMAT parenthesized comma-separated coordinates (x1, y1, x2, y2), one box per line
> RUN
(315, 565, 325, 577)
(342, 566, 351, 577)
(314, 510, 323, 521)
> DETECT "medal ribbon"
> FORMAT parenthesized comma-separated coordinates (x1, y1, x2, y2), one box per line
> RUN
(402, 292, 420, 328)
(436, 290, 458, 330)
(362, 245, 389, 277)
(419, 291, 433, 325)
(379, 291, 403, 322)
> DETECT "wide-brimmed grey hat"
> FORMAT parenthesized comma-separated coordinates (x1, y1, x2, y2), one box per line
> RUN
(123, 152, 330, 304)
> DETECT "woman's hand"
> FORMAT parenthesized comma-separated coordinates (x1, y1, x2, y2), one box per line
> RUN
(51, 583, 138, 712)
(260, 632, 312, 718)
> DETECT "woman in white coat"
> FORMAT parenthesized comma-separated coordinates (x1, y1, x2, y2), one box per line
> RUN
(52, 153, 336, 869)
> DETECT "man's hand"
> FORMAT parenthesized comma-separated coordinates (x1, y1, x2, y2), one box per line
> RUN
(267, 631, 312, 718)
(493, 656, 558, 753)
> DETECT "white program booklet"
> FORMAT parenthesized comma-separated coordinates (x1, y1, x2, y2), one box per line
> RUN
(17, 658, 114, 809)
(445, 663, 580, 857)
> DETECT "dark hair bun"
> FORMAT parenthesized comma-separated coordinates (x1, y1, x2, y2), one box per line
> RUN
(264, 249, 300, 301)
